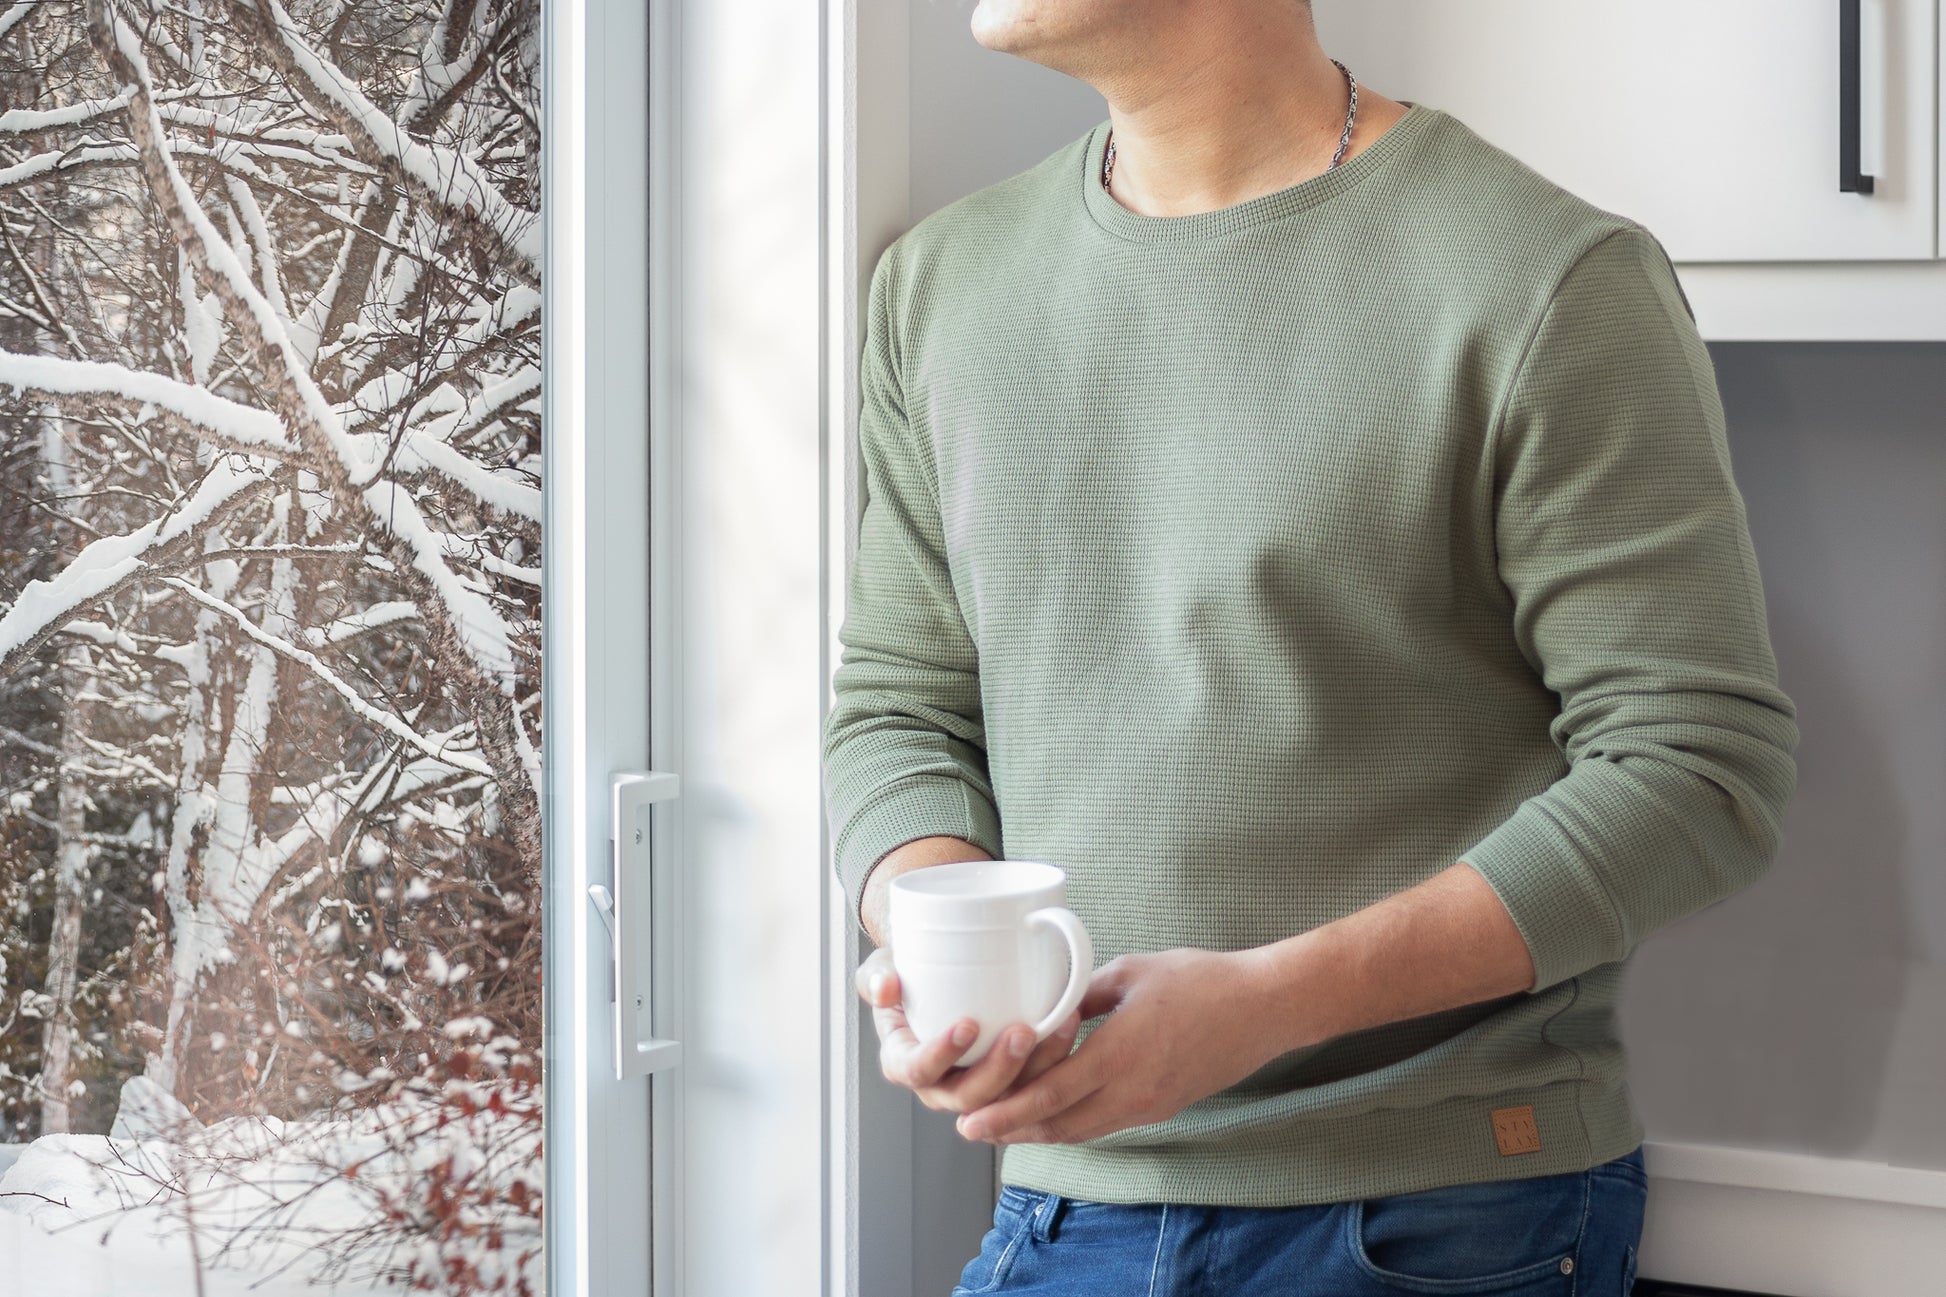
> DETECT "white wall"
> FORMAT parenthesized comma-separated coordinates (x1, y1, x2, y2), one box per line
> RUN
(1628, 343, 1946, 1173)
(908, 0, 1107, 221)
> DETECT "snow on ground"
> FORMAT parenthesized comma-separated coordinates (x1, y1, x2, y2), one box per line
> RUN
(0, 1077, 541, 1295)
(0, 1206, 395, 1297)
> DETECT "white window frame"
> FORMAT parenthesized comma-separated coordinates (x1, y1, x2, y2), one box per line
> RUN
(821, 0, 904, 1287)
(542, 1, 677, 1293)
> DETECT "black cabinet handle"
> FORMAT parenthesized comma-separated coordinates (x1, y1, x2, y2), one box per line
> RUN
(1839, 0, 1875, 193)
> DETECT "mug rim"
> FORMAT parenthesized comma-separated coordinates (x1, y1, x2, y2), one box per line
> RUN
(889, 858, 1064, 901)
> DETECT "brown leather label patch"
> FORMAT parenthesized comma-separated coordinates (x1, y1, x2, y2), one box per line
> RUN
(1491, 1104, 1542, 1156)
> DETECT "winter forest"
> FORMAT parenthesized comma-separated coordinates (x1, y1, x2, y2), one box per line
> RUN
(0, 0, 544, 1291)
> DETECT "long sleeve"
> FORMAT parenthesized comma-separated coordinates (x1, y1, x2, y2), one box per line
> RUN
(1458, 224, 1801, 996)
(821, 241, 1003, 935)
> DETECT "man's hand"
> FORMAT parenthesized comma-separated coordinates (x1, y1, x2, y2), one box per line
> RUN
(951, 859, 1540, 1146)
(952, 946, 1299, 1146)
(856, 945, 1081, 1113)
(854, 834, 1080, 1113)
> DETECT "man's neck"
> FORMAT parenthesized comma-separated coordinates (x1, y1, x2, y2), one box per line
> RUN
(1098, 43, 1412, 219)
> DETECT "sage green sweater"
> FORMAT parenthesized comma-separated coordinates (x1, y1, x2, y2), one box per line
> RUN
(821, 103, 1798, 1207)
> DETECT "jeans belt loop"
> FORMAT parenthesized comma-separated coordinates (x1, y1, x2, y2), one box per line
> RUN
(1032, 1192, 1065, 1244)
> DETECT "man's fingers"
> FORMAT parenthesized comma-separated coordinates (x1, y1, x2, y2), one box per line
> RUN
(883, 1016, 978, 1089)
(918, 1013, 1079, 1117)
(957, 1043, 1104, 1142)
(859, 950, 979, 1092)
(962, 1067, 1108, 1144)
(918, 1024, 1037, 1113)
(871, 997, 915, 1049)
(987, 1082, 1131, 1147)
(861, 953, 1083, 1109)
(854, 948, 897, 1006)
(1013, 1012, 1081, 1087)
(1076, 962, 1132, 1020)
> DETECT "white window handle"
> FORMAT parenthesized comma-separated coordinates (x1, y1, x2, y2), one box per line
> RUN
(598, 769, 683, 1079)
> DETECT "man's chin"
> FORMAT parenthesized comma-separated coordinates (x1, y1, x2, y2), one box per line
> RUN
(969, 0, 1062, 60)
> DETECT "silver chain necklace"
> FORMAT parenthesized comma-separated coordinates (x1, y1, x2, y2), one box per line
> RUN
(1101, 58, 1358, 192)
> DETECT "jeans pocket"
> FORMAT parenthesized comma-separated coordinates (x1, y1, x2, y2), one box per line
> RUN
(952, 1188, 1043, 1295)
(1346, 1169, 1588, 1294)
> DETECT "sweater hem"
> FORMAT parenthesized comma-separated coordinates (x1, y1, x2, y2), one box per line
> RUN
(996, 1075, 1644, 1208)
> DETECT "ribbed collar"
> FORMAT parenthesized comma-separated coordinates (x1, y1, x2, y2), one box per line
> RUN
(1079, 102, 1437, 244)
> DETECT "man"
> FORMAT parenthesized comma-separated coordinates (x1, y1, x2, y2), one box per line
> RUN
(821, 1, 1799, 1291)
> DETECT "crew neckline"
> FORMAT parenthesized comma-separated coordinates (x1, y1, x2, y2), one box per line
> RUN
(1080, 102, 1437, 244)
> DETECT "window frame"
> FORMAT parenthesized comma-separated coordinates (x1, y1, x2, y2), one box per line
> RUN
(541, 0, 674, 1292)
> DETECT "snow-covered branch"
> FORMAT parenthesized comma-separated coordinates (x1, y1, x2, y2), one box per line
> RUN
(0, 3, 35, 42)
(0, 463, 269, 674)
(229, 0, 541, 288)
(0, 350, 290, 451)
(0, 89, 136, 132)
(165, 578, 495, 777)
(90, 5, 524, 690)
(303, 600, 418, 647)
(0, 143, 140, 192)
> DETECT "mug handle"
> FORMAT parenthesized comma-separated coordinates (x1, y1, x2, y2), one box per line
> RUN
(1023, 906, 1094, 1042)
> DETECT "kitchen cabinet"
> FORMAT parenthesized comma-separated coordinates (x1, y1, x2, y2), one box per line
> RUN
(1315, 0, 1946, 338)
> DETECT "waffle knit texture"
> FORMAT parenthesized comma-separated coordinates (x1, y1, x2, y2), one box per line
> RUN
(820, 103, 1799, 1207)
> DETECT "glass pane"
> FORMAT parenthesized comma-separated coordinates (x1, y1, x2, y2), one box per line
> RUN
(0, 3, 544, 1293)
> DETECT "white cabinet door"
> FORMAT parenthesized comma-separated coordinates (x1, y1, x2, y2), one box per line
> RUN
(1314, 0, 1937, 261)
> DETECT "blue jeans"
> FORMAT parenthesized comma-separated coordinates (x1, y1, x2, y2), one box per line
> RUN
(954, 1145, 1647, 1296)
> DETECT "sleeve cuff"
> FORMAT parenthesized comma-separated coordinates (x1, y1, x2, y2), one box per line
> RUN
(1459, 800, 1630, 996)
(834, 775, 1005, 939)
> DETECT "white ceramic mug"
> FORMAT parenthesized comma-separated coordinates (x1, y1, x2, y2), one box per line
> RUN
(888, 859, 1094, 1067)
